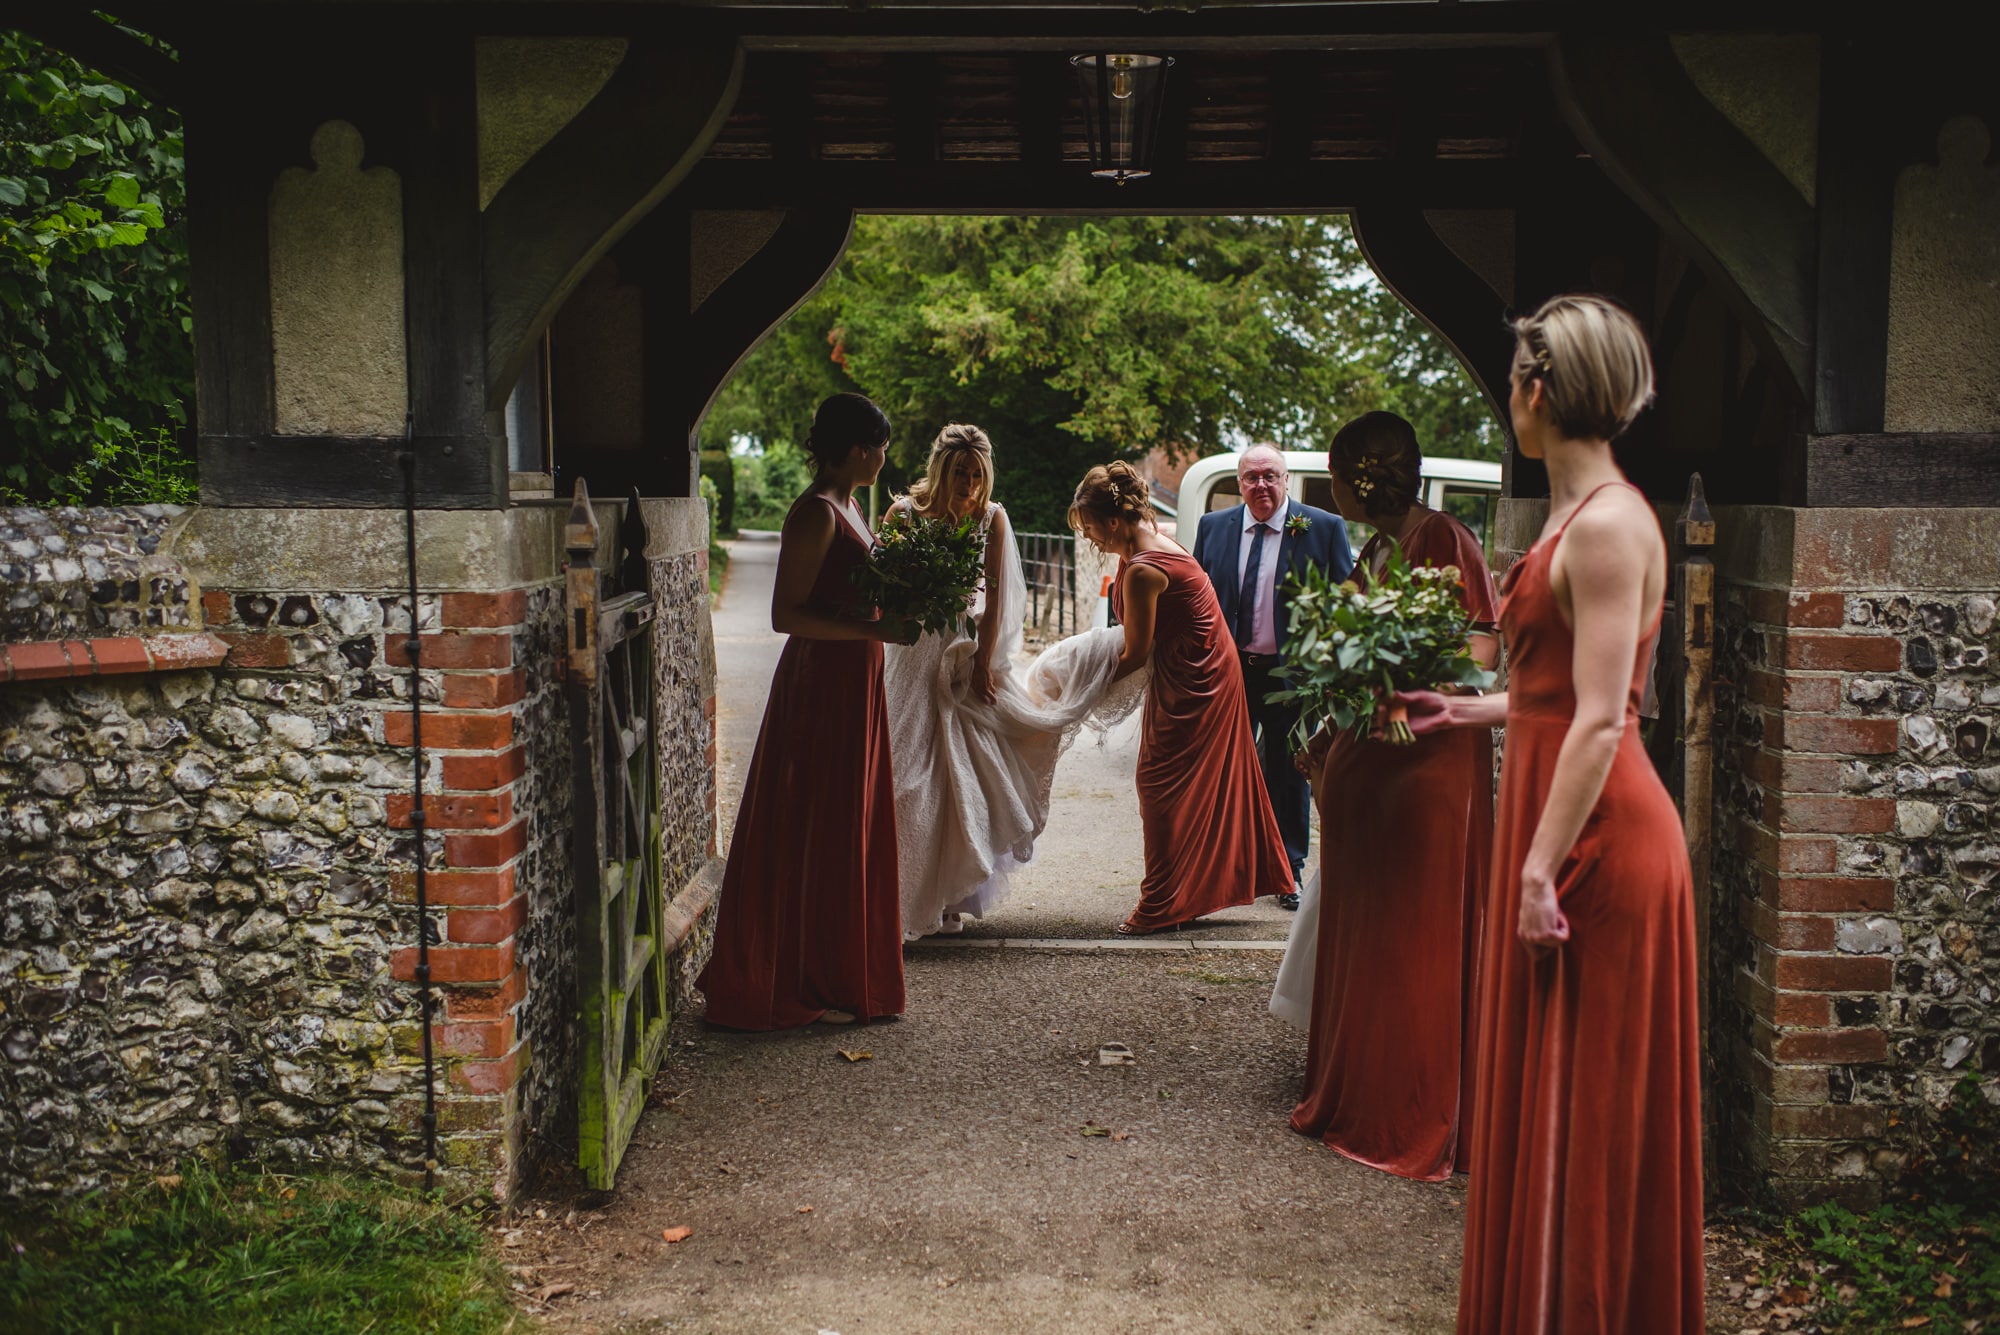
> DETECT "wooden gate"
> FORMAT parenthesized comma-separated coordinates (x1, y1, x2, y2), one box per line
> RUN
(565, 482, 673, 1189)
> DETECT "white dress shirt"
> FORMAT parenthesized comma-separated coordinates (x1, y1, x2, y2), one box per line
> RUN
(1235, 507, 1282, 655)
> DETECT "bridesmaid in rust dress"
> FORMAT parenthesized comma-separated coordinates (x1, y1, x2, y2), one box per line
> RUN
(698, 394, 911, 1030)
(1402, 296, 1703, 1332)
(1290, 412, 1499, 1181)
(1068, 462, 1293, 934)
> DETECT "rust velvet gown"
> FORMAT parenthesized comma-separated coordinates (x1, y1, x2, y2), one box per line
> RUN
(1292, 510, 1497, 1180)
(1115, 548, 1293, 931)
(1458, 482, 1703, 1334)
(696, 495, 906, 1030)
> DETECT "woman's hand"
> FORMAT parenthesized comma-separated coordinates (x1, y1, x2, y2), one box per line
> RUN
(968, 655, 997, 704)
(1393, 689, 1456, 737)
(876, 615, 921, 646)
(1517, 865, 1571, 954)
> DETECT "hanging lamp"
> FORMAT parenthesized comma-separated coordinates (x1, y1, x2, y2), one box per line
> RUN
(1070, 53, 1174, 184)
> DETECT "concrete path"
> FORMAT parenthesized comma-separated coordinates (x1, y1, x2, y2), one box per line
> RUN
(519, 538, 1464, 1334)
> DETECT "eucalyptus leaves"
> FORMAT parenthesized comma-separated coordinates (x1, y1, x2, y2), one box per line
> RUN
(852, 511, 987, 639)
(1269, 545, 1495, 746)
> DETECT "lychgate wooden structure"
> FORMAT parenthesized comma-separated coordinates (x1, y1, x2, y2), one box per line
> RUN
(17, 2, 1996, 1205)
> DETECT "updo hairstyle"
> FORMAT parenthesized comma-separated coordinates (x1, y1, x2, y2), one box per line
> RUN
(803, 392, 891, 473)
(1509, 294, 1656, 442)
(905, 422, 994, 515)
(1067, 460, 1152, 533)
(1329, 411, 1423, 520)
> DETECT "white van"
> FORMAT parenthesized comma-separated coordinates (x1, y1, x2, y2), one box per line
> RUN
(1170, 450, 1504, 556)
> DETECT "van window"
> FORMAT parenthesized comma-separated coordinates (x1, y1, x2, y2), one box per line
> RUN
(1440, 487, 1498, 559)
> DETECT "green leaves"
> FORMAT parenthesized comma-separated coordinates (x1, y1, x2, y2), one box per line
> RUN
(1273, 544, 1495, 748)
(705, 215, 1499, 532)
(0, 28, 192, 502)
(851, 511, 987, 639)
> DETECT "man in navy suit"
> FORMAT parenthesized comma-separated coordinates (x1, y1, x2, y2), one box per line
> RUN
(1191, 443, 1355, 908)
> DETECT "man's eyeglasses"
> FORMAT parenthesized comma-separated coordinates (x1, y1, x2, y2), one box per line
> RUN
(1240, 471, 1285, 486)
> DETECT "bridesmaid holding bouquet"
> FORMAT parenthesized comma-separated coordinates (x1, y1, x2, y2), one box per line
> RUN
(1286, 411, 1499, 1181)
(1402, 295, 1704, 1332)
(698, 393, 911, 1030)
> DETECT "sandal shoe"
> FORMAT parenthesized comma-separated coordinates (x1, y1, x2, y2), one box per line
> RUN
(1115, 921, 1178, 937)
(817, 1008, 857, 1025)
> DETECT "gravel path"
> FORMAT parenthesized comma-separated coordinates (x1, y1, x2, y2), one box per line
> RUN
(515, 538, 1462, 1334)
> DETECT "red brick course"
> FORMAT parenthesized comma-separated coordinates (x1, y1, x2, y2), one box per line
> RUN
(441, 591, 528, 628)
(1767, 715, 1900, 755)
(442, 669, 527, 709)
(1, 635, 231, 682)
(1776, 632, 1902, 673)
(392, 939, 517, 984)
(1763, 794, 1896, 835)
(1759, 873, 1896, 913)
(434, 1016, 516, 1060)
(445, 896, 528, 944)
(1767, 950, 1894, 993)
(385, 633, 513, 670)
(387, 791, 515, 831)
(1744, 668, 1844, 714)
(384, 710, 513, 750)
(1772, 1027, 1890, 1064)
(442, 967, 529, 1021)
(218, 633, 291, 668)
(451, 1041, 530, 1095)
(441, 746, 527, 790)
(392, 866, 517, 907)
(1746, 588, 1846, 629)
(444, 820, 530, 869)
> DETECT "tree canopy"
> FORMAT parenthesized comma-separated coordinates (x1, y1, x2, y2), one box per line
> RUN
(0, 28, 192, 503)
(703, 214, 1499, 532)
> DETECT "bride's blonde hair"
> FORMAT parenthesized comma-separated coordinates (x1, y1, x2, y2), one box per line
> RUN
(904, 423, 994, 517)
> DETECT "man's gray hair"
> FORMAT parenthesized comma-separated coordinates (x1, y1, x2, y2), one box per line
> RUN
(1238, 442, 1288, 475)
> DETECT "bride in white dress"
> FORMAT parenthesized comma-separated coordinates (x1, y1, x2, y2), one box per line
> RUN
(882, 425, 1143, 940)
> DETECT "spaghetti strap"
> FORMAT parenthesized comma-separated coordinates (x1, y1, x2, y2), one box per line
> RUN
(1553, 480, 1641, 541)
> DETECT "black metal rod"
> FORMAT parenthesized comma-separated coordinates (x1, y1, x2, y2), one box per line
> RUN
(399, 415, 439, 1191)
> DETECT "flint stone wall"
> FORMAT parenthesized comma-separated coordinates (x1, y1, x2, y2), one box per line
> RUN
(0, 506, 193, 642)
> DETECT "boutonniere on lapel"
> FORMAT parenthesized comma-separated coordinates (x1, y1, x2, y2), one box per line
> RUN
(1283, 512, 1312, 538)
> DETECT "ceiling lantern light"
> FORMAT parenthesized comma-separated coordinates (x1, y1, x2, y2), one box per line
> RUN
(1070, 53, 1174, 184)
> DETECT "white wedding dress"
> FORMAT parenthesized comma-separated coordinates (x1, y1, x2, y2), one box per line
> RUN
(884, 502, 1148, 938)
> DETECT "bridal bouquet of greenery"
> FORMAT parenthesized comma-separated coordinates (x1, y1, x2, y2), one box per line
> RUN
(852, 511, 987, 638)
(1269, 546, 1495, 746)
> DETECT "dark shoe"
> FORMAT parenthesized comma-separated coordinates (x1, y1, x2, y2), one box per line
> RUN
(1277, 892, 1300, 911)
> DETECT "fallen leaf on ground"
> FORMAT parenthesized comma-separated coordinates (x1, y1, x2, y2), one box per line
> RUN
(530, 1282, 576, 1303)
(154, 1174, 182, 1190)
(1098, 1043, 1136, 1066)
(837, 1049, 873, 1062)
(1902, 1318, 1931, 1329)
(1111, 1131, 1133, 1142)
(797, 1205, 815, 1214)
(662, 1225, 694, 1243)
(1080, 1123, 1111, 1137)
(1935, 1272, 1956, 1298)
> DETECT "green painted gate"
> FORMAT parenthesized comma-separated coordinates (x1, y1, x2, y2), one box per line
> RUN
(565, 483, 673, 1189)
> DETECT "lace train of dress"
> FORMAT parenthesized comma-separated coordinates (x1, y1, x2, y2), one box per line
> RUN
(885, 504, 1146, 938)
(1268, 864, 1321, 1028)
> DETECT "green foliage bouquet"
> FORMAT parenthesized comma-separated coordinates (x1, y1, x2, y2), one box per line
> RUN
(1270, 545, 1495, 746)
(852, 511, 986, 639)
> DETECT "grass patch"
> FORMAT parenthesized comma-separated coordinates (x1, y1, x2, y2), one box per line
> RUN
(708, 539, 730, 601)
(0, 1166, 523, 1335)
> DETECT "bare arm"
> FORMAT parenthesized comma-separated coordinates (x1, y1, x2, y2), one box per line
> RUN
(968, 506, 1009, 703)
(1112, 560, 1167, 681)
(771, 496, 906, 643)
(1514, 500, 1660, 950)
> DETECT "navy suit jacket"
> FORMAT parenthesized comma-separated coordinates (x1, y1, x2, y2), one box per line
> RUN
(1192, 499, 1355, 653)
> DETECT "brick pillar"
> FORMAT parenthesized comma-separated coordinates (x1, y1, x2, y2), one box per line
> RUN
(1714, 505, 2000, 1207)
(385, 589, 535, 1190)
(1725, 585, 1900, 1205)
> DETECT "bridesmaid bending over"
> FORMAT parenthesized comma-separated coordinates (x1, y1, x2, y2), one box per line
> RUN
(1068, 462, 1293, 935)
(697, 393, 911, 1030)
(1285, 411, 1499, 1181)
(1403, 295, 1704, 1332)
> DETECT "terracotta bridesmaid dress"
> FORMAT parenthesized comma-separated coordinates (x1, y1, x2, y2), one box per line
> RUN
(1291, 510, 1496, 1180)
(1114, 548, 1293, 931)
(697, 495, 906, 1030)
(1458, 482, 1703, 1333)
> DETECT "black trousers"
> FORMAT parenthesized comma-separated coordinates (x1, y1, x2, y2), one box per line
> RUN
(1239, 654, 1310, 886)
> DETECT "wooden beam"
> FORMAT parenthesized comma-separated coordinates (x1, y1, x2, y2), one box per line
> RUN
(11, 10, 185, 105)
(889, 53, 940, 165)
(197, 435, 508, 510)
(676, 155, 1581, 213)
(1350, 206, 1515, 423)
(1800, 434, 2000, 508)
(1549, 32, 1815, 394)
(483, 34, 743, 411)
(683, 207, 856, 447)
(1810, 33, 1896, 435)
(401, 37, 488, 446)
